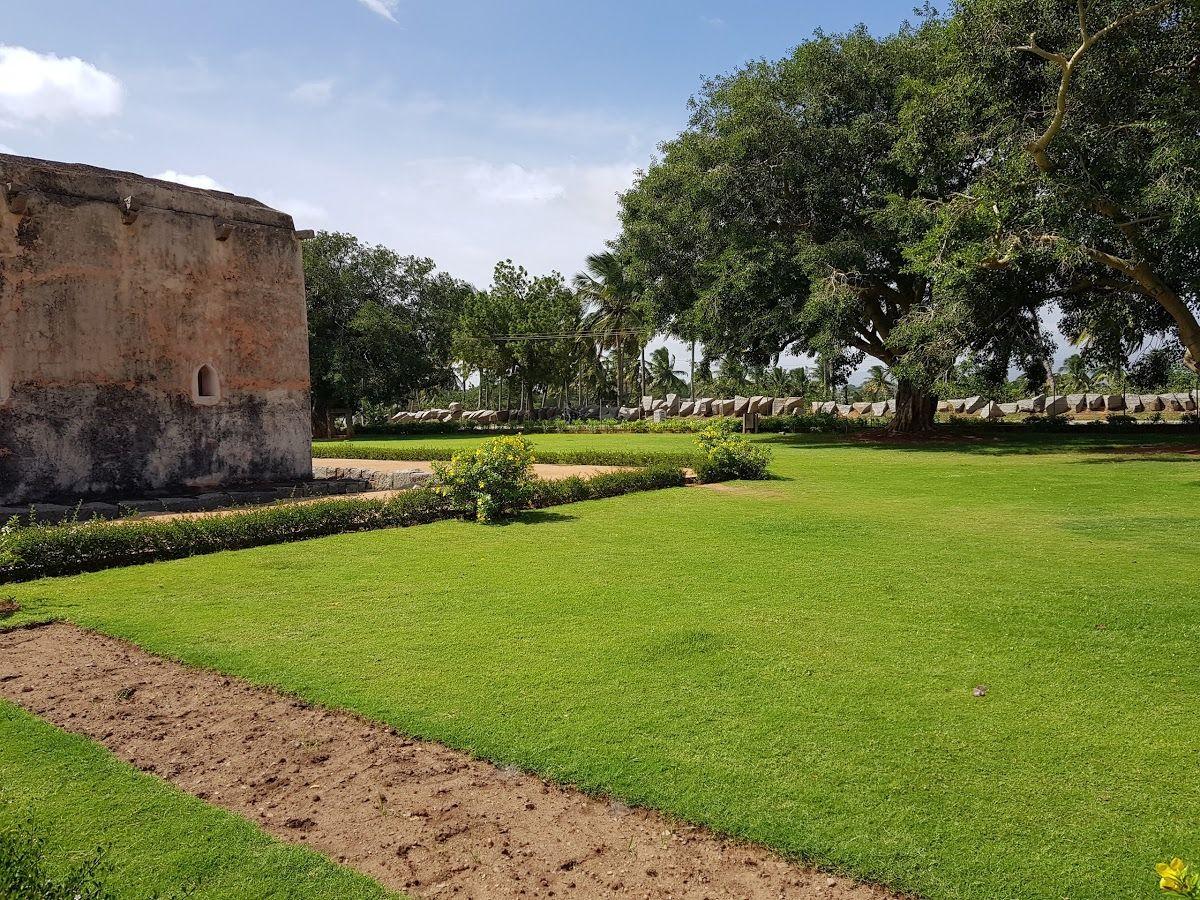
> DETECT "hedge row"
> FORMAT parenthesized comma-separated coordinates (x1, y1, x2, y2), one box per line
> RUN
(0, 465, 687, 584)
(312, 442, 702, 469)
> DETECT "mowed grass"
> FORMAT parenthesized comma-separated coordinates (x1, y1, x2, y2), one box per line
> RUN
(7, 431, 1200, 899)
(0, 702, 396, 899)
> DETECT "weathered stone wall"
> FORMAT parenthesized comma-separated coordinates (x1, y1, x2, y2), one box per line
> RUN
(0, 154, 312, 504)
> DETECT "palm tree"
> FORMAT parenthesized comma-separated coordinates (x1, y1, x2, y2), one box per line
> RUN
(861, 365, 895, 401)
(791, 367, 812, 399)
(573, 251, 643, 407)
(1059, 354, 1094, 392)
(762, 365, 791, 398)
(647, 347, 688, 395)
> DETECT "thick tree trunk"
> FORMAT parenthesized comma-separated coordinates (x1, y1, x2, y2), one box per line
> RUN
(890, 380, 935, 433)
(311, 405, 333, 439)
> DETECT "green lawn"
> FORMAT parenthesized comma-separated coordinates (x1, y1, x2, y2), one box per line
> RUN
(0, 702, 395, 899)
(7, 431, 1200, 899)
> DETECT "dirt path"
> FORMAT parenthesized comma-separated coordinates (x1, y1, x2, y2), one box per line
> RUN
(317, 458, 635, 481)
(0, 624, 902, 900)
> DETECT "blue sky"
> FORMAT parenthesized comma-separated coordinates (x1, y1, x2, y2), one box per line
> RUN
(4, 0, 928, 373)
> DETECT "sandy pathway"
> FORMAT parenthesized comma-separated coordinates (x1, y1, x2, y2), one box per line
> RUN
(316, 458, 635, 481)
(0, 623, 903, 900)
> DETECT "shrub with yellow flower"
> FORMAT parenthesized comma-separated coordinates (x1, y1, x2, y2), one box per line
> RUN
(433, 436, 536, 523)
(1158, 858, 1199, 896)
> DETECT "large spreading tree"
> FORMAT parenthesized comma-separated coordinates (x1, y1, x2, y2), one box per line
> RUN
(619, 21, 1033, 431)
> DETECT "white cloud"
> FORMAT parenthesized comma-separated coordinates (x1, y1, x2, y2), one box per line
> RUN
(154, 170, 226, 191)
(467, 163, 566, 205)
(0, 143, 16, 154)
(289, 79, 334, 105)
(0, 45, 122, 126)
(356, 0, 398, 22)
(701, 15, 726, 27)
(261, 195, 328, 226)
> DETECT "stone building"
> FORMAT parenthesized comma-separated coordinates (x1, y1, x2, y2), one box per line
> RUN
(0, 154, 312, 505)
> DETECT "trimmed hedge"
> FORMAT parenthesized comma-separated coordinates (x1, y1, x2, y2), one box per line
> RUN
(0, 466, 687, 584)
(313, 442, 702, 469)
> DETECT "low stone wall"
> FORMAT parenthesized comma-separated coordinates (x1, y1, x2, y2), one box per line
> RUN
(312, 464, 433, 492)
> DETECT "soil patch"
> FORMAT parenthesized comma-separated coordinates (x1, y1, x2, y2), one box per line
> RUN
(0, 624, 902, 900)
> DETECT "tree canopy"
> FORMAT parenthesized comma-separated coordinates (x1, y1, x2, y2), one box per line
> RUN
(617, 1, 1200, 430)
(302, 231, 472, 435)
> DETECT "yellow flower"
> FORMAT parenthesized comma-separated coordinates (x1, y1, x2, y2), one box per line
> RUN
(1158, 858, 1197, 895)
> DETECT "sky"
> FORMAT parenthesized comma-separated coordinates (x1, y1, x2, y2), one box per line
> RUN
(3, 0, 934, 376)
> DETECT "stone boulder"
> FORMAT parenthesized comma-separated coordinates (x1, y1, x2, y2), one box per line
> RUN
(1064, 393, 1088, 413)
(1016, 394, 1045, 413)
(678, 401, 695, 417)
(962, 396, 988, 414)
(978, 401, 1005, 419)
(1043, 395, 1069, 416)
(1103, 394, 1125, 412)
(998, 402, 1019, 416)
(1086, 394, 1106, 412)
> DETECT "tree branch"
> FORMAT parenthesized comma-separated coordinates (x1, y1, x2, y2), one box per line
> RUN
(1016, 0, 1170, 171)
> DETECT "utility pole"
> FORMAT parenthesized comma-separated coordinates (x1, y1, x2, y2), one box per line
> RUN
(690, 341, 696, 401)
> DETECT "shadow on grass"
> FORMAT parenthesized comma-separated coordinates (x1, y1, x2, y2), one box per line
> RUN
(510, 510, 577, 526)
(758, 428, 1200, 457)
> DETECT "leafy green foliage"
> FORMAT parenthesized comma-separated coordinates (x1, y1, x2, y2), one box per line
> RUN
(455, 262, 582, 412)
(0, 815, 113, 900)
(434, 436, 536, 523)
(927, 0, 1200, 367)
(693, 424, 773, 482)
(0, 491, 451, 582)
(303, 231, 472, 435)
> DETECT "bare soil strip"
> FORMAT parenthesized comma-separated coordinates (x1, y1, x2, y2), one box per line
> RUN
(0, 624, 902, 900)
(317, 458, 636, 481)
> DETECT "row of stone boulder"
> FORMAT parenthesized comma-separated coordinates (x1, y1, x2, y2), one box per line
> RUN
(939, 392, 1198, 419)
(389, 390, 1198, 425)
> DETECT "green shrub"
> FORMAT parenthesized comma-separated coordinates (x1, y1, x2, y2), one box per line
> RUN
(0, 814, 112, 900)
(527, 463, 686, 507)
(693, 426, 773, 482)
(433, 436, 536, 523)
(0, 489, 451, 583)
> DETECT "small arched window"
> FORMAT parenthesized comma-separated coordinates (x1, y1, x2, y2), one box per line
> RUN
(193, 364, 221, 405)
